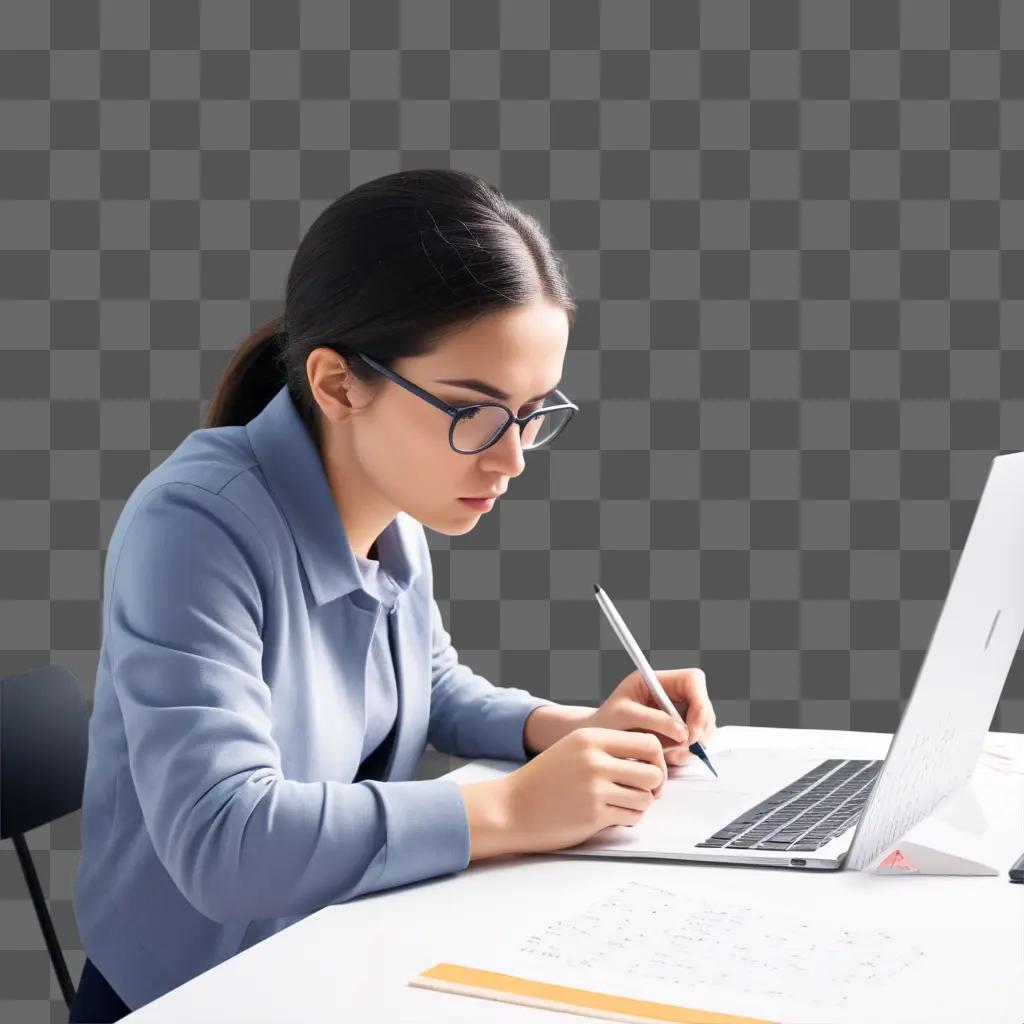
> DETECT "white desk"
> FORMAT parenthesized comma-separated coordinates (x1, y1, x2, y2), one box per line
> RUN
(122, 726, 1024, 1023)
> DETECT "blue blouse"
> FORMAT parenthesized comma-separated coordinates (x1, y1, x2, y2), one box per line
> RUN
(72, 383, 556, 1011)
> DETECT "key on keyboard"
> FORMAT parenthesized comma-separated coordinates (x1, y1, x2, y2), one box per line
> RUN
(695, 758, 882, 853)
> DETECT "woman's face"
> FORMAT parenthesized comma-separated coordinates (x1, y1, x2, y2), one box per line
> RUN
(344, 298, 570, 535)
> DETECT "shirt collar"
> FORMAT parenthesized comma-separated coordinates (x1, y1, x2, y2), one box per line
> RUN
(245, 384, 418, 608)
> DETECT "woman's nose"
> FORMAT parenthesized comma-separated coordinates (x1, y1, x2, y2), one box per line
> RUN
(483, 419, 527, 473)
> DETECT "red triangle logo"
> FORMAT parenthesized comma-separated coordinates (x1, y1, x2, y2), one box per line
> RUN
(879, 848, 916, 871)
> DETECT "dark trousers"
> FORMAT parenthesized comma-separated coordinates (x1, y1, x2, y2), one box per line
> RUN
(68, 957, 131, 1023)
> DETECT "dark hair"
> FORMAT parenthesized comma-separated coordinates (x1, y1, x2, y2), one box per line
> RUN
(204, 169, 577, 449)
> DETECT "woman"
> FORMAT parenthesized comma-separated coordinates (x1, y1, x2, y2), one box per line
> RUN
(69, 169, 716, 1021)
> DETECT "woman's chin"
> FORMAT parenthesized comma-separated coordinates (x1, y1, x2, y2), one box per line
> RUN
(415, 505, 481, 536)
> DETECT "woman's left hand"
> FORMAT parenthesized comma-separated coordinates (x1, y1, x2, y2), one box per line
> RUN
(583, 667, 717, 796)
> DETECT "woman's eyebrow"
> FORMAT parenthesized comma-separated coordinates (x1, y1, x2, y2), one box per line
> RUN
(434, 377, 560, 403)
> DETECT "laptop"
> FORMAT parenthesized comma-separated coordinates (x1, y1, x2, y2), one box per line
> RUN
(556, 450, 1024, 871)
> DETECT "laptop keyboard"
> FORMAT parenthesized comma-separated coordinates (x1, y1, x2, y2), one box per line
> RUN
(695, 758, 883, 853)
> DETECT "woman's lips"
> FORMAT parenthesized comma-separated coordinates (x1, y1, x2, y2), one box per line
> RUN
(459, 496, 496, 511)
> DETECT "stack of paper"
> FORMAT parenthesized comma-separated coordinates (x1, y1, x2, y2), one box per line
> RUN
(410, 878, 943, 1024)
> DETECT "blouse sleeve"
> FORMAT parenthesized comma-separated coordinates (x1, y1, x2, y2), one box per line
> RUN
(426, 592, 558, 761)
(106, 481, 471, 925)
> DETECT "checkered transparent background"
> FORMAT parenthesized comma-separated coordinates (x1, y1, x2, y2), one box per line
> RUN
(1, 0, 1023, 1017)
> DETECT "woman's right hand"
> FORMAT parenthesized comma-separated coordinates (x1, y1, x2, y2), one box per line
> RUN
(460, 727, 668, 860)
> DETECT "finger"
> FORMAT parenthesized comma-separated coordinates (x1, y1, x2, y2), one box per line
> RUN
(685, 704, 717, 746)
(608, 755, 664, 794)
(666, 746, 693, 766)
(603, 780, 656, 814)
(655, 667, 708, 702)
(630, 705, 688, 743)
(595, 726, 671, 769)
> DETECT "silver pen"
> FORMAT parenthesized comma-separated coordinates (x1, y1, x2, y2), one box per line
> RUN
(594, 583, 717, 778)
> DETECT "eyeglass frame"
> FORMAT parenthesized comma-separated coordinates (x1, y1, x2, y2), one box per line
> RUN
(352, 351, 580, 455)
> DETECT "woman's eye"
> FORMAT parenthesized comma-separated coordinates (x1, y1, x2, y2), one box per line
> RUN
(452, 401, 544, 416)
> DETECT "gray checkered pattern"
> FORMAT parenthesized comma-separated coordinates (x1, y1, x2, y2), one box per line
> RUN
(1, 0, 1023, 1018)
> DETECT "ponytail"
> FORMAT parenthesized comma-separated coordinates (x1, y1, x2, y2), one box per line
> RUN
(204, 315, 288, 429)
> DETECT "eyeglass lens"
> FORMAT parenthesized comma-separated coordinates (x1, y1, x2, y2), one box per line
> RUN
(452, 402, 572, 453)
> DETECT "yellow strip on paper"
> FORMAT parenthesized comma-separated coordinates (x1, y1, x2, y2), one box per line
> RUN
(409, 962, 781, 1024)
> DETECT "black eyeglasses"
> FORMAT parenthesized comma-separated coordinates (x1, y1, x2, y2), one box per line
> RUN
(354, 351, 579, 455)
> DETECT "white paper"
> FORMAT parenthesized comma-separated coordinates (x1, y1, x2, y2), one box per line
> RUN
(456, 878, 939, 1024)
(977, 734, 1024, 775)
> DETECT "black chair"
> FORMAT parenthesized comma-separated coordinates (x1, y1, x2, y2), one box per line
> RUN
(0, 665, 89, 1011)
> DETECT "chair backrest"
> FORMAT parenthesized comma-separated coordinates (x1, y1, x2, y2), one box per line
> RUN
(0, 665, 89, 839)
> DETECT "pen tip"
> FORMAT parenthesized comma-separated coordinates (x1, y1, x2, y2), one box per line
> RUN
(593, 583, 599, 593)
